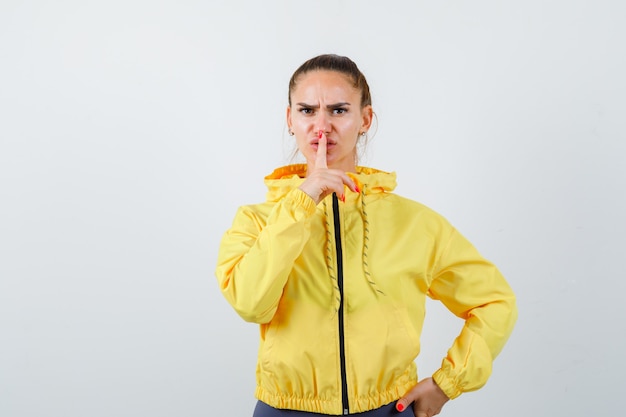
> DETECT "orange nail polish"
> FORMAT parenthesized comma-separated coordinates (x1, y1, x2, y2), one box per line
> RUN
(340, 194, 345, 203)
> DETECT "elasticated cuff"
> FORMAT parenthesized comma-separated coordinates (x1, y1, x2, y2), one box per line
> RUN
(432, 368, 462, 400)
(284, 188, 317, 217)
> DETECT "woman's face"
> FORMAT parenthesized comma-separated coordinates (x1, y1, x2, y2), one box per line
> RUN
(287, 70, 373, 173)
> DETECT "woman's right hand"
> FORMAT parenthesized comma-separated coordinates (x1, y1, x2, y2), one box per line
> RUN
(298, 131, 359, 205)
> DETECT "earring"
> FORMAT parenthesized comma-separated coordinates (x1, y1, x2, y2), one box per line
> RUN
(360, 132, 367, 137)
(288, 130, 294, 136)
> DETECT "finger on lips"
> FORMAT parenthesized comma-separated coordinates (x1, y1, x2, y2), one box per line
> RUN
(313, 130, 358, 202)
(316, 130, 327, 169)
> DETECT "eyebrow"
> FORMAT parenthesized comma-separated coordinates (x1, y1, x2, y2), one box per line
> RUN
(296, 102, 352, 109)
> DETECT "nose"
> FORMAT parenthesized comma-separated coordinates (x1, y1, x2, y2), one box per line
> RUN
(315, 111, 331, 134)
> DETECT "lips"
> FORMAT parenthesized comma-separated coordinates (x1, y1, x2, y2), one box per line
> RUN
(310, 138, 337, 146)
(310, 141, 336, 152)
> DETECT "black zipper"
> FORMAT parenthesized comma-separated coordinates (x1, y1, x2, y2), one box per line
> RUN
(332, 193, 349, 415)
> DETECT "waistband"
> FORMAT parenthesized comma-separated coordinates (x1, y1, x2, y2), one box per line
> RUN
(252, 400, 412, 416)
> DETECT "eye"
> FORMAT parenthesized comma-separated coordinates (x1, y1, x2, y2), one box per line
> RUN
(298, 107, 314, 115)
(332, 108, 347, 115)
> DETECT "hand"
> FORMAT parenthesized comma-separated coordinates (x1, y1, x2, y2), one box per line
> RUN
(298, 131, 358, 205)
(395, 378, 449, 417)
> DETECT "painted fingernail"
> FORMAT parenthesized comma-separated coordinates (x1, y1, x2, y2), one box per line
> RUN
(318, 130, 323, 139)
(396, 403, 404, 412)
(355, 186, 360, 193)
(340, 194, 345, 203)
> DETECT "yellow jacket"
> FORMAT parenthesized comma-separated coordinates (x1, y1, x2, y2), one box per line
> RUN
(216, 165, 517, 415)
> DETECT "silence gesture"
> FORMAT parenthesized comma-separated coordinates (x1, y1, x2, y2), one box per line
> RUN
(298, 130, 359, 205)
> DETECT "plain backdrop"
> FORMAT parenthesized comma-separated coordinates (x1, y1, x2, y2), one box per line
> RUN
(1, 1, 625, 416)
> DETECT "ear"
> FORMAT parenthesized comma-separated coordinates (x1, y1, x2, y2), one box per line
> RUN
(361, 105, 373, 131)
(286, 106, 292, 131)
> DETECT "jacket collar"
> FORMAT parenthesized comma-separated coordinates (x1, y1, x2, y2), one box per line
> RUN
(264, 164, 397, 202)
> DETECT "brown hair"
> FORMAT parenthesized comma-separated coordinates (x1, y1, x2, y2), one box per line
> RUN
(288, 54, 372, 108)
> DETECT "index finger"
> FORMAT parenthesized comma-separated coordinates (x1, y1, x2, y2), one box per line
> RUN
(315, 130, 328, 169)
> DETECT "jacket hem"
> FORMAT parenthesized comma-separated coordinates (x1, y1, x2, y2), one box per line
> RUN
(255, 377, 417, 415)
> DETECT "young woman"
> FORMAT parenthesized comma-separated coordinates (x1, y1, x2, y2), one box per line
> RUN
(216, 54, 517, 417)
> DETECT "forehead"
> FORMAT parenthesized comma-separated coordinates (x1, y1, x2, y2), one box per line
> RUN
(291, 70, 359, 100)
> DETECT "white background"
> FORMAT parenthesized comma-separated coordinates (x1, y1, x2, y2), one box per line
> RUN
(1, 1, 625, 416)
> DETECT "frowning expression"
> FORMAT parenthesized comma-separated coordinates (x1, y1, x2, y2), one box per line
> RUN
(287, 70, 373, 173)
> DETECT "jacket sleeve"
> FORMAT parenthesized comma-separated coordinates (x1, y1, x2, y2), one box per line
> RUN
(429, 227, 518, 400)
(215, 188, 317, 323)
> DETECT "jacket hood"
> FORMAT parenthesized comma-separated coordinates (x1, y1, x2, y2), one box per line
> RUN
(264, 164, 397, 202)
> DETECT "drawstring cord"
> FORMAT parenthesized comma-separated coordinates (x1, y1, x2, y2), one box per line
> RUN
(323, 199, 342, 315)
(360, 184, 385, 296)
(323, 182, 387, 315)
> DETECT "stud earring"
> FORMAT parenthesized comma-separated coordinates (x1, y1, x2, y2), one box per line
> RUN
(288, 130, 294, 136)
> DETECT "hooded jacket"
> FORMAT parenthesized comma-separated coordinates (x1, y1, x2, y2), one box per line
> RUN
(216, 165, 517, 415)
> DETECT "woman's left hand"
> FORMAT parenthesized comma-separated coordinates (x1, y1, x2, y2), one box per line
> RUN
(395, 377, 449, 417)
